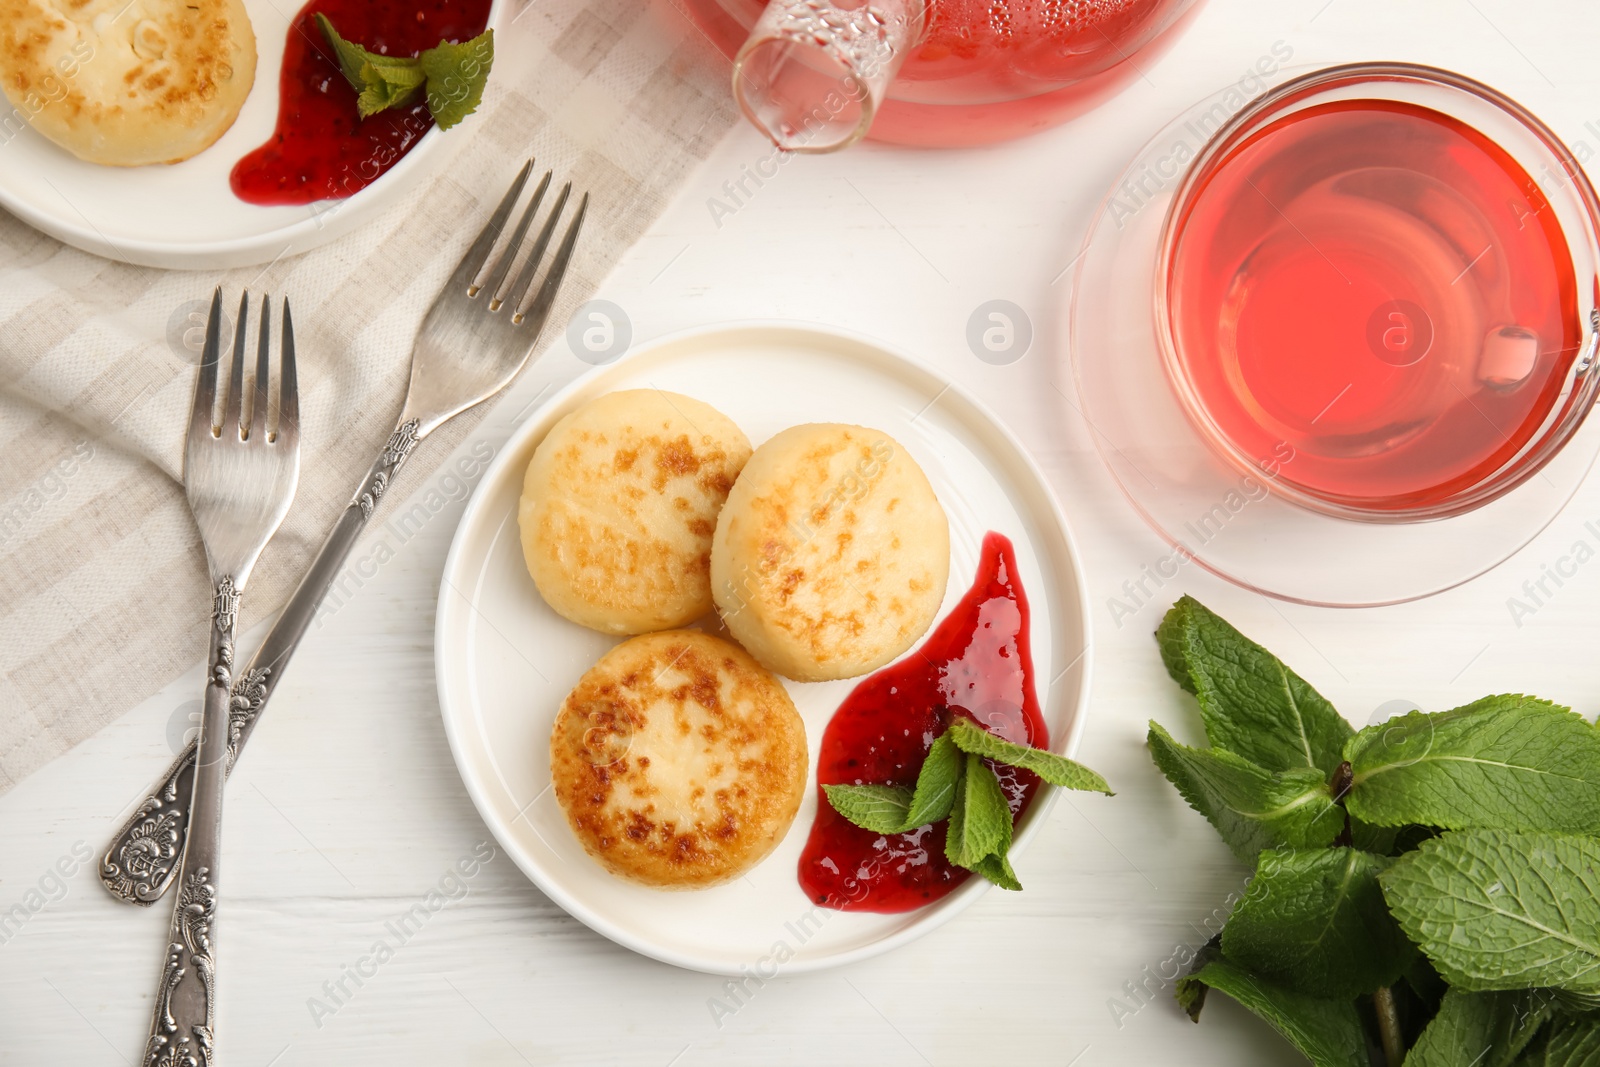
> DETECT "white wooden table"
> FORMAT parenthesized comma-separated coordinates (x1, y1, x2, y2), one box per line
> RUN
(5, 1, 1600, 1062)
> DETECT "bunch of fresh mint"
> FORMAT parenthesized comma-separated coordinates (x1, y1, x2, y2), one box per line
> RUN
(317, 15, 494, 130)
(1151, 595, 1600, 1066)
(825, 716, 1112, 890)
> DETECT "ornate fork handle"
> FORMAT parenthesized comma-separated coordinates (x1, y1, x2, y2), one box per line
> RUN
(102, 420, 423, 906)
(142, 578, 234, 1067)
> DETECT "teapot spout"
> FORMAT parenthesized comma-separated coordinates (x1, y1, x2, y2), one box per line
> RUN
(732, 0, 925, 153)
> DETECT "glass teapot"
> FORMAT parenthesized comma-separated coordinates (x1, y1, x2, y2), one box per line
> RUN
(680, 0, 1205, 151)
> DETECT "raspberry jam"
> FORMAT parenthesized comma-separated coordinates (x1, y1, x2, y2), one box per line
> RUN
(798, 532, 1049, 912)
(231, 0, 491, 205)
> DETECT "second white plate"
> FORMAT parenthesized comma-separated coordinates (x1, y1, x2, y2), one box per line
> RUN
(0, 0, 502, 269)
(435, 322, 1093, 974)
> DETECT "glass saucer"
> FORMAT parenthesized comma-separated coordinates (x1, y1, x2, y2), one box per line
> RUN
(1067, 63, 1600, 607)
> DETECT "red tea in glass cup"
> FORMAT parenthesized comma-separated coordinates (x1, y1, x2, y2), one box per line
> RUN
(1158, 64, 1600, 520)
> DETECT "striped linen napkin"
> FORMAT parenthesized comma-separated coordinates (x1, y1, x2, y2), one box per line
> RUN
(0, 0, 737, 792)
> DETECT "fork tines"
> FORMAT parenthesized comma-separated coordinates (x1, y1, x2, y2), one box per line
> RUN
(191, 289, 297, 448)
(456, 159, 589, 326)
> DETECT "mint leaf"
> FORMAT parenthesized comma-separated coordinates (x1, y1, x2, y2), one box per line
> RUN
(971, 852, 1022, 891)
(1531, 1017, 1600, 1066)
(1147, 721, 1342, 862)
(1549, 987, 1600, 1014)
(316, 14, 426, 117)
(1380, 830, 1600, 993)
(946, 718, 1112, 794)
(1491, 991, 1557, 1063)
(421, 30, 494, 130)
(1174, 957, 1369, 1067)
(945, 754, 1011, 869)
(821, 784, 912, 835)
(1221, 847, 1414, 999)
(1157, 597, 1353, 774)
(1156, 597, 1200, 696)
(1407, 988, 1554, 1067)
(1345, 696, 1600, 832)
(902, 733, 962, 829)
(317, 15, 493, 129)
(356, 61, 425, 119)
(944, 770, 969, 864)
(316, 14, 376, 88)
(820, 734, 961, 836)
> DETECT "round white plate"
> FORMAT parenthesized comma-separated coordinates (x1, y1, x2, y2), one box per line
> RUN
(435, 323, 1094, 975)
(0, 0, 502, 269)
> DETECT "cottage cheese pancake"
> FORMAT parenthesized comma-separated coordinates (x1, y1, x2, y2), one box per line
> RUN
(520, 390, 751, 635)
(0, 0, 256, 165)
(711, 424, 949, 682)
(550, 631, 808, 889)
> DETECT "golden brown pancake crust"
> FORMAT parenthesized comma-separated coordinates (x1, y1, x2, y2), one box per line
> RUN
(550, 631, 808, 889)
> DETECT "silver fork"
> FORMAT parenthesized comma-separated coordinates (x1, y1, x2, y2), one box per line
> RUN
(144, 290, 301, 1067)
(102, 160, 589, 905)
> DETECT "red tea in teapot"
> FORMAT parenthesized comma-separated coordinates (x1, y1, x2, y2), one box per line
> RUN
(681, 0, 1202, 148)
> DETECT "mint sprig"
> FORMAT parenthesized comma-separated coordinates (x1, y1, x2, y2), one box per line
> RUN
(1149, 595, 1600, 1066)
(316, 14, 494, 130)
(822, 716, 1112, 891)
